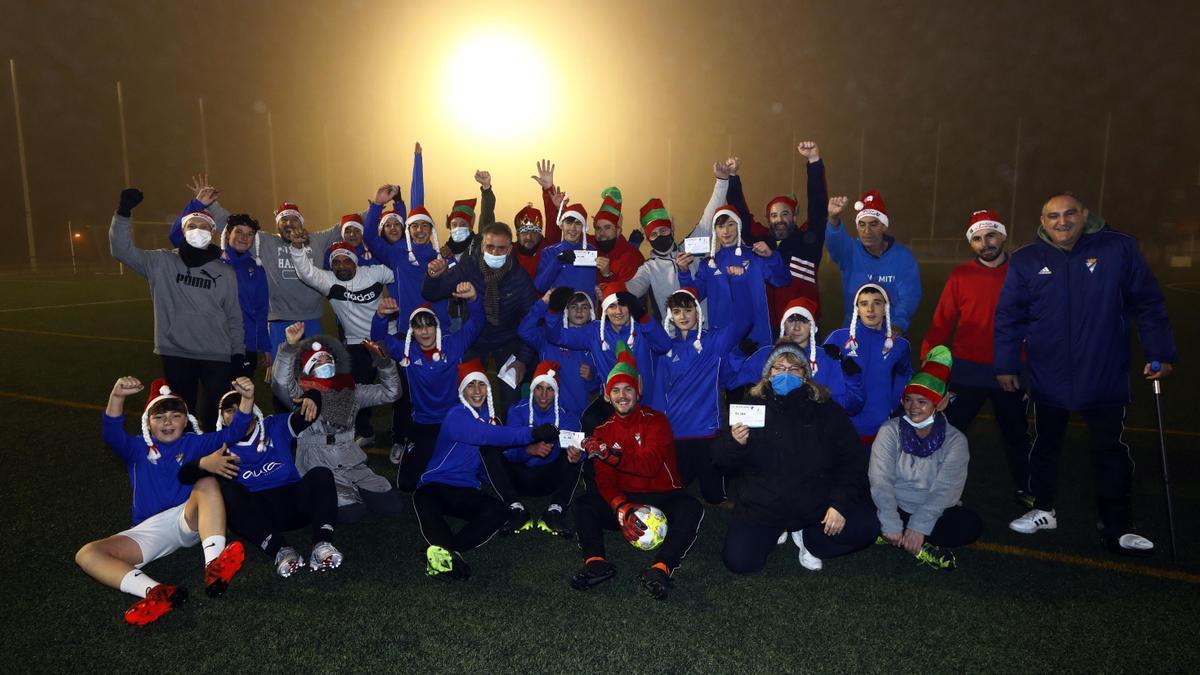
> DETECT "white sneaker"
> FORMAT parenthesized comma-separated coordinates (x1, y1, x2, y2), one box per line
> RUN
(274, 546, 303, 578)
(389, 443, 405, 465)
(308, 541, 343, 572)
(791, 531, 823, 571)
(1009, 508, 1057, 534)
(776, 531, 789, 546)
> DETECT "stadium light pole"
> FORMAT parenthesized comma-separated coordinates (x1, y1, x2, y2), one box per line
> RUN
(9, 59, 37, 271)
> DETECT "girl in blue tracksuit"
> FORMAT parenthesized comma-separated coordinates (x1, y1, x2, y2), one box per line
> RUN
(657, 273, 753, 504)
(518, 291, 600, 418)
(372, 294, 485, 492)
(677, 205, 790, 350)
(824, 283, 912, 445)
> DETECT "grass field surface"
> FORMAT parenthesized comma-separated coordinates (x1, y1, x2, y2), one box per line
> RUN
(2, 261, 1197, 672)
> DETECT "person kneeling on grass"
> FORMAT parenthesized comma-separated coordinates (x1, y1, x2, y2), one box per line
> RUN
(485, 360, 586, 536)
(272, 322, 406, 523)
(178, 387, 343, 578)
(413, 359, 558, 581)
(869, 346, 983, 571)
(569, 347, 703, 601)
(714, 344, 879, 575)
(75, 375, 256, 627)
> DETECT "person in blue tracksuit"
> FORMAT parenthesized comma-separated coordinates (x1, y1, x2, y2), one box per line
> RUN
(518, 288, 600, 419)
(542, 281, 673, 421)
(412, 359, 558, 580)
(372, 287, 485, 493)
(994, 193, 1177, 555)
(75, 375, 255, 626)
(534, 202, 598, 294)
(676, 204, 790, 350)
(825, 190, 921, 334)
(823, 283, 912, 445)
(657, 274, 753, 505)
(482, 362, 585, 537)
(726, 296, 866, 417)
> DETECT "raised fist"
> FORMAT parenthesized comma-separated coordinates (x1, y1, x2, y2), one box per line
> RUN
(117, 188, 144, 216)
(474, 170, 491, 190)
(111, 376, 144, 398)
(284, 321, 305, 345)
(828, 196, 848, 220)
(377, 297, 399, 317)
(797, 141, 820, 162)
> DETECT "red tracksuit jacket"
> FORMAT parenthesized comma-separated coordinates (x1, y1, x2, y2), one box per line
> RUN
(591, 405, 683, 509)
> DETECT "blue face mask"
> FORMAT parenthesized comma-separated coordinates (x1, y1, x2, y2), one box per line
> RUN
(770, 373, 804, 396)
(483, 252, 507, 269)
(313, 363, 336, 379)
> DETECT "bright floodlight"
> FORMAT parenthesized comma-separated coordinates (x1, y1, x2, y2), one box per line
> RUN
(443, 34, 549, 139)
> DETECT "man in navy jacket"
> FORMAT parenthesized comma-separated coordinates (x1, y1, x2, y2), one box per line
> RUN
(994, 193, 1176, 556)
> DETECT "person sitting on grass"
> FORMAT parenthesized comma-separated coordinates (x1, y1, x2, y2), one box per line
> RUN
(272, 322, 405, 523)
(413, 359, 558, 581)
(75, 375, 256, 627)
(484, 360, 585, 537)
(569, 347, 703, 601)
(373, 284, 485, 492)
(869, 346, 982, 571)
(178, 387, 343, 578)
(713, 345, 878, 575)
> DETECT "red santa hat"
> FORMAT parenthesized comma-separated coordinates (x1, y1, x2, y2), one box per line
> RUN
(598, 281, 635, 351)
(527, 360, 561, 428)
(379, 209, 403, 233)
(328, 242, 358, 265)
(558, 202, 590, 250)
(765, 194, 799, 218)
(456, 358, 496, 423)
(274, 202, 304, 225)
(664, 287, 704, 353)
(405, 206, 440, 263)
(845, 282, 894, 357)
(181, 210, 215, 229)
(854, 190, 889, 227)
(515, 203, 544, 235)
(340, 213, 364, 238)
(779, 297, 820, 374)
(299, 341, 334, 376)
(141, 378, 200, 464)
(965, 209, 1006, 240)
(709, 204, 743, 265)
(400, 304, 442, 368)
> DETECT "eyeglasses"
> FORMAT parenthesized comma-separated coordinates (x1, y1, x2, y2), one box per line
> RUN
(770, 364, 805, 374)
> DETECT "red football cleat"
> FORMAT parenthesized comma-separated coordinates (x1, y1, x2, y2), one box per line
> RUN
(204, 541, 245, 598)
(124, 584, 188, 627)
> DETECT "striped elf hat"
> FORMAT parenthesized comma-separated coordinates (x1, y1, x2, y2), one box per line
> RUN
(596, 187, 622, 226)
(904, 345, 953, 406)
(605, 341, 640, 397)
(639, 198, 672, 234)
(448, 198, 477, 226)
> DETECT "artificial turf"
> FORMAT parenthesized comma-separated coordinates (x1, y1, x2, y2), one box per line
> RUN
(1, 262, 1197, 672)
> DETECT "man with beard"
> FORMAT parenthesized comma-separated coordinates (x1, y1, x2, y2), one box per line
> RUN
(920, 210, 1031, 506)
(516, 158, 565, 279)
(591, 187, 645, 286)
(110, 188, 243, 430)
(289, 238, 394, 447)
(727, 142, 829, 325)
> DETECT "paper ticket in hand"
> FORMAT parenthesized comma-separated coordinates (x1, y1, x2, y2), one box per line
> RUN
(559, 430, 584, 449)
(498, 355, 519, 389)
(729, 404, 766, 428)
(573, 249, 598, 267)
(683, 236, 710, 255)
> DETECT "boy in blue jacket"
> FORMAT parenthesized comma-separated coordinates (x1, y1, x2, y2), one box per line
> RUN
(676, 205, 790, 350)
(75, 375, 256, 626)
(535, 201, 598, 294)
(484, 361, 585, 536)
(372, 285, 485, 492)
(824, 283, 912, 446)
(413, 359, 558, 580)
(518, 288, 600, 419)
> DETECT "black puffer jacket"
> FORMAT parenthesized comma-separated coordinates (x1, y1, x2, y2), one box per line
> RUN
(713, 384, 867, 529)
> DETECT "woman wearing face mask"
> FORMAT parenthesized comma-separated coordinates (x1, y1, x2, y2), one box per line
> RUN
(713, 345, 879, 575)
(111, 187, 244, 432)
(869, 346, 982, 571)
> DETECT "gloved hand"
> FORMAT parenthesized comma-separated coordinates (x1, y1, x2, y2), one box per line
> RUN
(558, 250, 576, 264)
(583, 437, 610, 460)
(628, 229, 644, 248)
(615, 291, 646, 321)
(547, 286, 576, 314)
(822, 344, 843, 361)
(615, 502, 648, 542)
(117, 188, 144, 217)
(531, 423, 558, 445)
(840, 355, 862, 377)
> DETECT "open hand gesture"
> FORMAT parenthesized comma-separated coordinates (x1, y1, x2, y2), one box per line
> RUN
(199, 445, 240, 479)
(187, 173, 219, 206)
(828, 196, 848, 220)
(373, 184, 399, 206)
(550, 187, 568, 209)
(532, 159, 555, 190)
(292, 395, 319, 422)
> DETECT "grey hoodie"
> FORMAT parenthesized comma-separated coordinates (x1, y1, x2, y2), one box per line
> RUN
(868, 416, 970, 537)
(109, 213, 243, 362)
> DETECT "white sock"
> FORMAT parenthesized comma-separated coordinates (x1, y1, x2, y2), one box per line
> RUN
(119, 569, 158, 599)
(547, 504, 563, 513)
(202, 535, 226, 565)
(509, 502, 525, 511)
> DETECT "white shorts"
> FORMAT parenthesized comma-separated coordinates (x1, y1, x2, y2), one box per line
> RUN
(117, 503, 200, 568)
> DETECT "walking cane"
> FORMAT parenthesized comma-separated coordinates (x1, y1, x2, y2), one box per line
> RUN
(1150, 361, 1178, 561)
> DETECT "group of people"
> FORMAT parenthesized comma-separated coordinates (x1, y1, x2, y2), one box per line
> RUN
(79, 139, 1177, 624)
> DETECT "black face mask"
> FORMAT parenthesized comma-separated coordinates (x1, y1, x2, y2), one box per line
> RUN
(649, 235, 675, 254)
(595, 237, 618, 254)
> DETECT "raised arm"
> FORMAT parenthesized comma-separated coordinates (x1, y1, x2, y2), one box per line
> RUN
(477, 170, 495, 227)
(532, 159, 562, 243)
(289, 244, 335, 295)
(411, 142, 424, 208)
(800, 143, 829, 232)
(686, 169, 731, 240)
(824, 196, 853, 266)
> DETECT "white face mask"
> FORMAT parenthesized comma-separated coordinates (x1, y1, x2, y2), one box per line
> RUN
(450, 227, 470, 243)
(903, 414, 936, 429)
(483, 252, 507, 269)
(312, 363, 336, 379)
(184, 229, 213, 249)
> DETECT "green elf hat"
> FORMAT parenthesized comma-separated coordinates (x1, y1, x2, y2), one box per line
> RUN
(605, 341, 640, 397)
(639, 197, 672, 233)
(596, 186, 623, 226)
(903, 345, 953, 406)
(448, 198, 477, 226)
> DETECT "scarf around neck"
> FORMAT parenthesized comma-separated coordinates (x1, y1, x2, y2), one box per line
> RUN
(899, 413, 947, 458)
(478, 253, 512, 326)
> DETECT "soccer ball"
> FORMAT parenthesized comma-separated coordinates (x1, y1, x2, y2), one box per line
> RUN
(627, 506, 668, 551)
